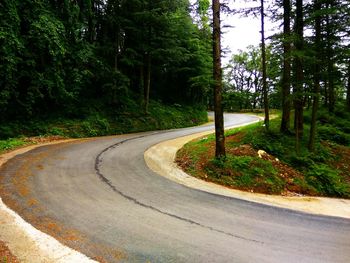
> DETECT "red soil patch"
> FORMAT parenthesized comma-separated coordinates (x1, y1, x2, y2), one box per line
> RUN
(0, 241, 20, 263)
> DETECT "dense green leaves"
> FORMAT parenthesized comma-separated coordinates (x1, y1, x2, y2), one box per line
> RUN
(0, 0, 211, 124)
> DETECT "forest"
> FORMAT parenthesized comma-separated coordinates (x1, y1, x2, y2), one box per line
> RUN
(0, 0, 349, 137)
(0, 0, 212, 138)
(1, 1, 350, 261)
(1, 0, 350, 195)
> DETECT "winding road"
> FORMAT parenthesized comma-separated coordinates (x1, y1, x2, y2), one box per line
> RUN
(1, 114, 350, 262)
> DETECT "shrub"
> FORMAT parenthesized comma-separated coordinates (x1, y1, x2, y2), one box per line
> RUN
(0, 138, 27, 152)
(208, 155, 284, 194)
(306, 164, 350, 197)
(318, 125, 350, 146)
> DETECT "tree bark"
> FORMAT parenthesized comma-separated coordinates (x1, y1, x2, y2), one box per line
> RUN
(326, 1, 335, 113)
(87, 0, 95, 43)
(114, 29, 119, 71)
(143, 52, 151, 114)
(294, 0, 304, 154)
(280, 0, 292, 133)
(212, 0, 225, 158)
(140, 64, 144, 102)
(308, 0, 321, 152)
(347, 61, 350, 111)
(260, 0, 269, 130)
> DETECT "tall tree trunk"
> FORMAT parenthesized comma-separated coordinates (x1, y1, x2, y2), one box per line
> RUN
(143, 4, 152, 115)
(280, 0, 292, 133)
(326, 1, 335, 113)
(212, 0, 225, 158)
(114, 29, 119, 71)
(143, 52, 151, 114)
(87, 0, 95, 43)
(347, 61, 350, 111)
(260, 0, 269, 130)
(139, 64, 144, 103)
(324, 80, 329, 107)
(294, 0, 304, 154)
(308, 0, 321, 151)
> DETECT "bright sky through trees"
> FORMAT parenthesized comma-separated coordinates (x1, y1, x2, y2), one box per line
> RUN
(190, 0, 275, 64)
(221, 1, 261, 61)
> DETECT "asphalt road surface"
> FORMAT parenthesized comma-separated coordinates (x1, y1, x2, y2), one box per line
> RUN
(1, 114, 350, 262)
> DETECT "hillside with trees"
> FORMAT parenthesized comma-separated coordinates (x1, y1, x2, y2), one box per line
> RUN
(0, 0, 211, 139)
(177, 0, 350, 198)
(0, 0, 349, 196)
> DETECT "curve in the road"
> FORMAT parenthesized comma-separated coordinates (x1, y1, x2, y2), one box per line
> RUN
(0, 113, 349, 263)
(94, 133, 263, 244)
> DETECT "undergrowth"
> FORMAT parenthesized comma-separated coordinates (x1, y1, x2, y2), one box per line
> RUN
(0, 101, 207, 154)
(177, 108, 350, 198)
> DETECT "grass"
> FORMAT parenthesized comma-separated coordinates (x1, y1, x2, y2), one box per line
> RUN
(206, 155, 285, 194)
(0, 138, 28, 152)
(177, 108, 350, 198)
(0, 101, 208, 154)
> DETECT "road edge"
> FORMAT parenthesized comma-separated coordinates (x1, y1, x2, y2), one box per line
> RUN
(144, 119, 350, 219)
(0, 140, 98, 263)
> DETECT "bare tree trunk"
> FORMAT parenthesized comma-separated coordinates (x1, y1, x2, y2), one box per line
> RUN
(347, 61, 350, 111)
(308, 0, 321, 152)
(212, 0, 225, 158)
(326, 1, 335, 113)
(280, 0, 292, 133)
(260, 0, 269, 130)
(294, 0, 304, 154)
(324, 80, 329, 107)
(87, 0, 95, 43)
(140, 64, 144, 102)
(114, 28, 119, 71)
(143, 53, 151, 114)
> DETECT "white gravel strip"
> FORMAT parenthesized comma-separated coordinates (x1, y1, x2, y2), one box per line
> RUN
(0, 198, 97, 263)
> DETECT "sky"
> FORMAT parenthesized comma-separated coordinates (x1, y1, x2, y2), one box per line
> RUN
(221, 1, 262, 61)
(190, 0, 276, 64)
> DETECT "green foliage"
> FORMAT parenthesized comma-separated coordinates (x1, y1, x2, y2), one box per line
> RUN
(178, 113, 350, 198)
(304, 108, 350, 146)
(306, 164, 350, 197)
(0, 0, 211, 122)
(206, 155, 285, 194)
(318, 125, 350, 146)
(223, 45, 281, 111)
(0, 138, 28, 153)
(0, 102, 207, 139)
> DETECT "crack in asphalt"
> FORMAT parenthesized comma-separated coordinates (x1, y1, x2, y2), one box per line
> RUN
(94, 133, 263, 244)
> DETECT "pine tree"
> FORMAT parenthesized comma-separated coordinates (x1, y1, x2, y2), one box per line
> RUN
(280, 0, 292, 133)
(212, 0, 226, 158)
(260, 0, 269, 130)
(293, 0, 304, 154)
(308, 0, 322, 151)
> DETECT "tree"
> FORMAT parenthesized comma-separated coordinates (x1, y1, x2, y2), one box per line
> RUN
(0, 0, 211, 124)
(212, 0, 226, 158)
(308, 0, 322, 151)
(224, 45, 280, 111)
(224, 49, 263, 110)
(280, 0, 292, 133)
(260, 0, 269, 130)
(293, 0, 304, 154)
(347, 61, 350, 111)
(0, 0, 22, 117)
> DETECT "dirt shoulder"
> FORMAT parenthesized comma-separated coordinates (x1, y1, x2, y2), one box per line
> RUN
(144, 130, 350, 219)
(0, 240, 19, 263)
